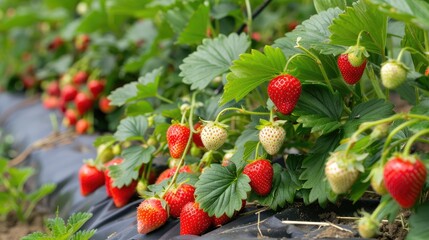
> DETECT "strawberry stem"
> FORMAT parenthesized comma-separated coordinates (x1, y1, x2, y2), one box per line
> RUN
(366, 66, 386, 100)
(254, 141, 261, 159)
(156, 93, 173, 104)
(214, 107, 270, 123)
(294, 38, 334, 94)
(380, 119, 419, 164)
(244, 0, 253, 41)
(395, 47, 428, 64)
(161, 91, 199, 198)
(355, 30, 367, 47)
(403, 128, 429, 156)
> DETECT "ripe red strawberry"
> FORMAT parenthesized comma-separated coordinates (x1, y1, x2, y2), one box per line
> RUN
(76, 119, 90, 134)
(200, 121, 228, 151)
(243, 159, 273, 196)
(73, 71, 89, 85)
(164, 184, 196, 218)
(110, 179, 137, 208)
(325, 151, 363, 194)
(63, 109, 78, 126)
(212, 214, 231, 227)
(425, 67, 429, 76)
(75, 34, 90, 52)
(88, 79, 105, 98)
(383, 155, 427, 208)
(155, 165, 192, 184)
(267, 74, 301, 115)
(192, 122, 205, 148)
(48, 36, 64, 51)
(43, 96, 60, 109)
(258, 120, 286, 155)
(337, 54, 367, 85)
(61, 85, 78, 102)
(99, 96, 115, 113)
(21, 75, 37, 89)
(74, 92, 93, 115)
(380, 60, 408, 89)
(180, 202, 212, 235)
(137, 198, 168, 234)
(167, 123, 191, 158)
(104, 158, 123, 197)
(79, 163, 105, 196)
(46, 81, 61, 97)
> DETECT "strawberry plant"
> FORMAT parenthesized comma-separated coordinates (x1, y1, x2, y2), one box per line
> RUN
(0, 158, 56, 222)
(3, 0, 429, 239)
(22, 211, 96, 240)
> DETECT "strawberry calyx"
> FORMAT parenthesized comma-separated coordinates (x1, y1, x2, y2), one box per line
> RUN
(202, 120, 228, 129)
(328, 150, 367, 173)
(83, 158, 104, 171)
(344, 45, 369, 67)
(255, 118, 286, 130)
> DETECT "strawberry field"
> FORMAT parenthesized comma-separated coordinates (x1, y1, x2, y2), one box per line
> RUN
(1, 0, 429, 239)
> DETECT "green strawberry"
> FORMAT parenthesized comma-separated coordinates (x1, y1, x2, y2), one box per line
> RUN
(358, 212, 379, 238)
(380, 60, 408, 89)
(200, 121, 228, 151)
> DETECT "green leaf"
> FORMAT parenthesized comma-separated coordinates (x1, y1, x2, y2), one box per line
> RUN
(93, 135, 116, 148)
(274, 8, 345, 56)
(21, 232, 49, 240)
(76, 10, 107, 33)
(47, 216, 67, 237)
(27, 183, 56, 204)
(0, 158, 8, 174)
(287, 53, 339, 82)
(294, 85, 343, 135)
(177, 4, 209, 45)
(125, 101, 154, 116)
(410, 99, 429, 131)
(9, 167, 34, 189)
(367, 0, 429, 31)
(108, 82, 138, 106)
(299, 131, 342, 206)
(69, 229, 97, 240)
(221, 46, 286, 105)
(136, 67, 163, 98)
(248, 163, 300, 210)
(402, 25, 429, 73)
(329, 0, 388, 54)
(0, 192, 14, 215)
(164, 4, 194, 34)
(407, 202, 429, 240)
(110, 146, 155, 188)
(314, 0, 348, 13)
(195, 163, 251, 218)
(66, 212, 93, 235)
(343, 99, 394, 137)
(179, 33, 250, 90)
(114, 116, 148, 141)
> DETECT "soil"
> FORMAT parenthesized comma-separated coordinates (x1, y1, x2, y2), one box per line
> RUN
(0, 212, 47, 240)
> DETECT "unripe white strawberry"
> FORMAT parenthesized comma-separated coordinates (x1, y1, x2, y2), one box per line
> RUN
(380, 60, 408, 89)
(201, 121, 228, 151)
(325, 151, 366, 194)
(358, 213, 379, 238)
(258, 120, 286, 155)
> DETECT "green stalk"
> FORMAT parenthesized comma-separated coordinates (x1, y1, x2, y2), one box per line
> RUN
(244, 0, 253, 38)
(160, 91, 198, 198)
(156, 93, 174, 104)
(403, 128, 429, 156)
(214, 107, 270, 123)
(366, 65, 386, 100)
(295, 40, 334, 93)
(380, 119, 419, 164)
